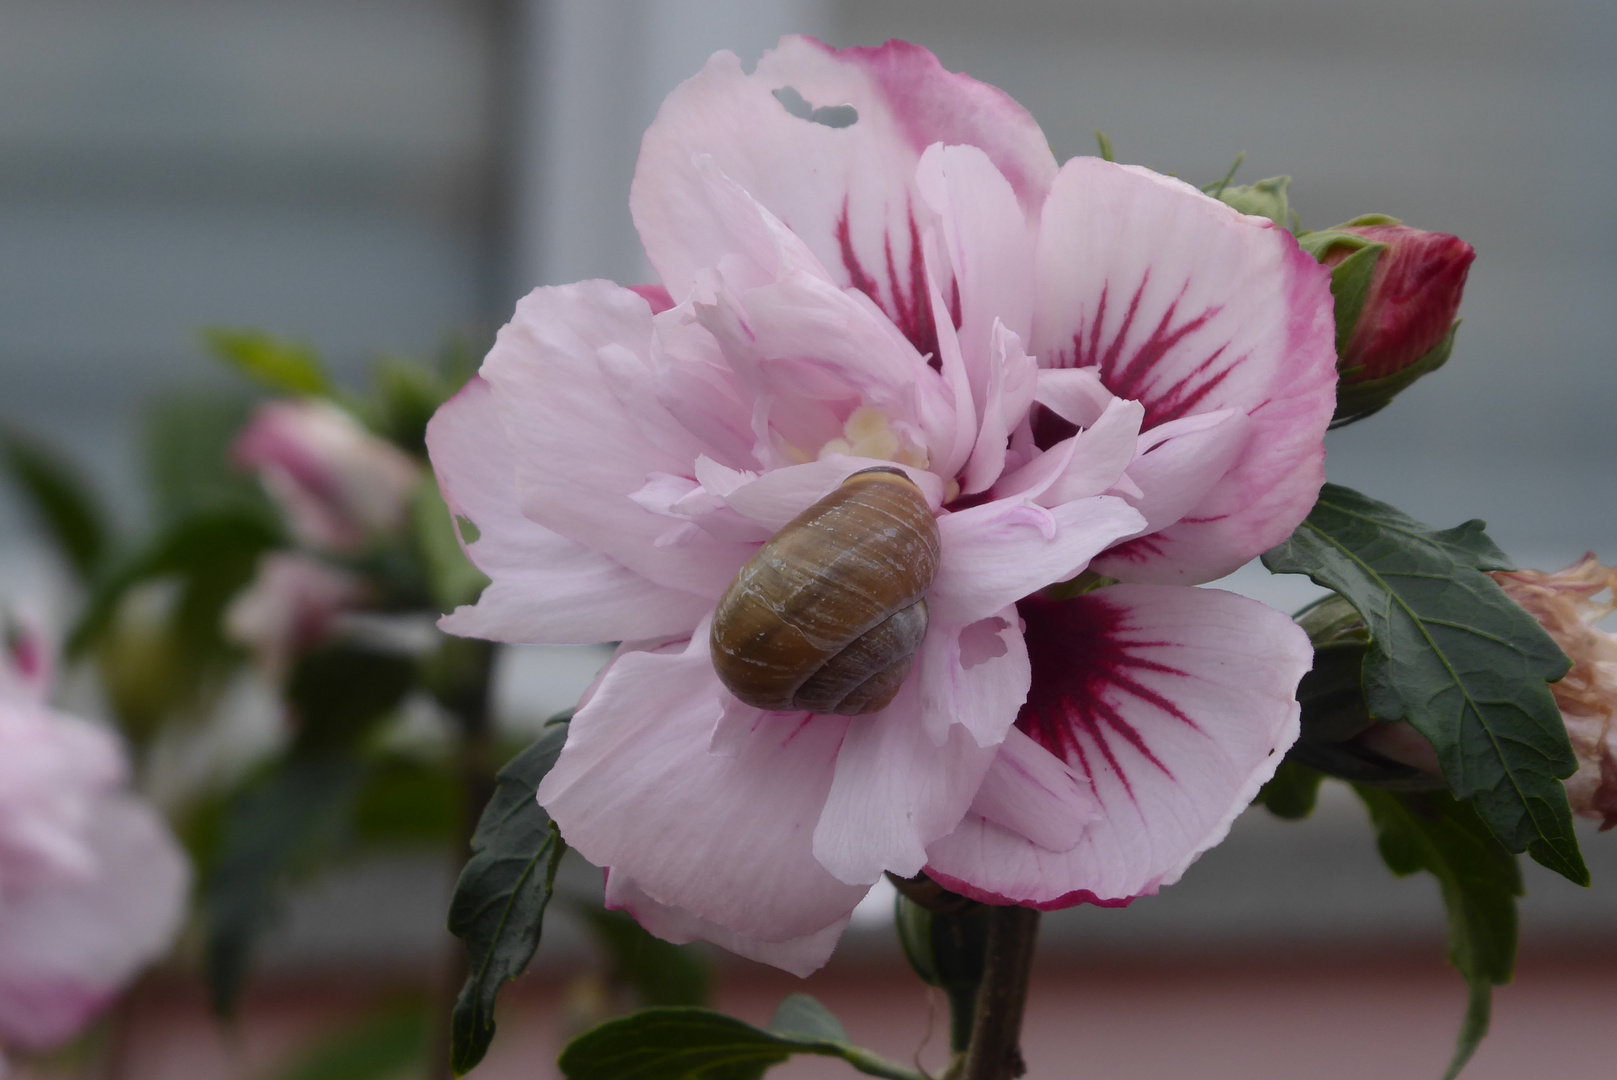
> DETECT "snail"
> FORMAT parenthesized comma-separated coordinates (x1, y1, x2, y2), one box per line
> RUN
(710, 466, 941, 715)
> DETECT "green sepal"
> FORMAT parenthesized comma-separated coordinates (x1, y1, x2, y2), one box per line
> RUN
(1263, 485, 1587, 884)
(1256, 761, 1325, 820)
(895, 894, 990, 1052)
(447, 721, 571, 1075)
(1355, 788, 1521, 1079)
(1332, 322, 1460, 427)
(203, 327, 332, 396)
(556, 997, 926, 1080)
(1215, 176, 1293, 228)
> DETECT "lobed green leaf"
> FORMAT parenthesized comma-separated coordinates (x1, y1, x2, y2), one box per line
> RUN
(1264, 484, 1586, 883)
(1355, 788, 1521, 1079)
(447, 721, 571, 1075)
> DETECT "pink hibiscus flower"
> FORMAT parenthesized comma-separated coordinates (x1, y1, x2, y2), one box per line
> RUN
(427, 37, 1332, 974)
(0, 615, 190, 1061)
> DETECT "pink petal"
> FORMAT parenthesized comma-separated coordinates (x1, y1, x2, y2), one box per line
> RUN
(992, 396, 1144, 507)
(606, 871, 850, 978)
(1103, 408, 1251, 541)
(959, 323, 1040, 496)
(633, 37, 1057, 359)
(537, 628, 867, 940)
(914, 607, 1030, 747)
(1031, 158, 1335, 584)
(427, 376, 711, 644)
(924, 585, 1308, 908)
(479, 281, 757, 599)
(812, 676, 998, 884)
(718, 456, 945, 532)
(970, 726, 1100, 853)
(928, 495, 1146, 628)
(0, 796, 189, 1049)
(915, 144, 1038, 409)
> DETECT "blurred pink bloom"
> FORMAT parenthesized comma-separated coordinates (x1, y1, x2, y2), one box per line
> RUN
(233, 400, 420, 554)
(225, 552, 365, 678)
(1494, 555, 1617, 829)
(428, 37, 1330, 973)
(0, 616, 190, 1059)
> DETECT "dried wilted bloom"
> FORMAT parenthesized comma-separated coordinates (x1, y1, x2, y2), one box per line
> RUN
(1494, 555, 1617, 829)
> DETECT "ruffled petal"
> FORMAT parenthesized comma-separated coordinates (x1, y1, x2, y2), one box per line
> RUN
(427, 376, 711, 643)
(480, 281, 757, 598)
(924, 585, 1308, 907)
(914, 607, 1030, 747)
(915, 144, 1038, 411)
(929, 496, 1146, 628)
(812, 676, 998, 884)
(537, 627, 867, 940)
(969, 726, 1100, 853)
(1031, 158, 1335, 584)
(605, 871, 851, 977)
(633, 37, 1057, 359)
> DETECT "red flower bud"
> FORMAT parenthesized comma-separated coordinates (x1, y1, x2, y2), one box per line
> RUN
(1325, 224, 1475, 381)
(1308, 220, 1476, 425)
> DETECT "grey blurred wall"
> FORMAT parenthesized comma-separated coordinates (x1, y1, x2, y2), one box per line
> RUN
(4, 0, 1612, 567)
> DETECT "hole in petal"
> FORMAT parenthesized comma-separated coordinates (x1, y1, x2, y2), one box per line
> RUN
(772, 86, 858, 128)
(959, 616, 1010, 669)
(454, 515, 481, 544)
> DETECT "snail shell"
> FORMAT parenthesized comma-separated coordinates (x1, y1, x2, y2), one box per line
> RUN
(710, 467, 941, 716)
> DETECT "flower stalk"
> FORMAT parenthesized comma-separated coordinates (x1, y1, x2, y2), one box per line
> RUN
(960, 905, 1041, 1080)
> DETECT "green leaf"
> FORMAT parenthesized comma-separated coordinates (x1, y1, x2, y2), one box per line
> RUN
(144, 395, 266, 525)
(0, 431, 111, 581)
(577, 906, 712, 1008)
(448, 722, 571, 1075)
(557, 999, 926, 1080)
(286, 643, 417, 756)
(1263, 484, 1586, 884)
(1355, 788, 1521, 1079)
(411, 479, 489, 614)
(350, 755, 457, 847)
(204, 756, 365, 1016)
(1256, 761, 1326, 820)
(204, 327, 332, 396)
(257, 1001, 428, 1080)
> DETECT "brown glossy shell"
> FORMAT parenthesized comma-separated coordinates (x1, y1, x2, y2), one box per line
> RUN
(710, 467, 941, 715)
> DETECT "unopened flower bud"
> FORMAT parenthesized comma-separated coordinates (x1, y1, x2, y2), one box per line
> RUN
(233, 400, 421, 554)
(1287, 594, 1445, 789)
(1493, 555, 1617, 829)
(224, 552, 365, 680)
(1305, 218, 1475, 425)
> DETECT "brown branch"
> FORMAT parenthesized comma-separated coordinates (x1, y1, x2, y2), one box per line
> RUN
(960, 905, 1040, 1080)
